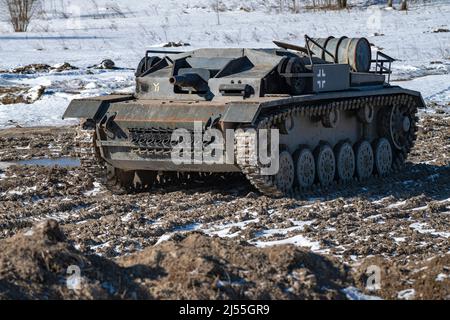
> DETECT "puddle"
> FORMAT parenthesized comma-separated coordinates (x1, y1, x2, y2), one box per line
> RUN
(14, 157, 80, 168)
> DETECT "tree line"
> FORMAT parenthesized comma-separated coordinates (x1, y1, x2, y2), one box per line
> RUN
(2, 0, 411, 33)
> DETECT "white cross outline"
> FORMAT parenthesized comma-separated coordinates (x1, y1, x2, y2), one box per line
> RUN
(316, 68, 327, 89)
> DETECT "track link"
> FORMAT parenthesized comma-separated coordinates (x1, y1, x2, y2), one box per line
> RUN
(73, 121, 105, 180)
(74, 122, 242, 193)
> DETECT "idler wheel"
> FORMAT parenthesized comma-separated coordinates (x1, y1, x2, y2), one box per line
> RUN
(379, 105, 412, 150)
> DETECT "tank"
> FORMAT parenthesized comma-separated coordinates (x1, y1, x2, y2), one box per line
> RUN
(63, 34, 425, 197)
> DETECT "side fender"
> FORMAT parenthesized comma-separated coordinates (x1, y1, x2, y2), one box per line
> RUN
(62, 95, 134, 121)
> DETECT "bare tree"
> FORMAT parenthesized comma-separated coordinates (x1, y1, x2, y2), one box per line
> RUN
(292, 0, 300, 13)
(2, 0, 39, 32)
(338, 0, 347, 8)
(387, 0, 393, 8)
(307, 0, 347, 10)
(215, 0, 220, 25)
(400, 0, 408, 11)
(279, 0, 284, 13)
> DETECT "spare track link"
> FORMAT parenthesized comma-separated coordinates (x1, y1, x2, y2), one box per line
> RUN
(74, 123, 241, 192)
(73, 123, 105, 180)
(235, 94, 419, 197)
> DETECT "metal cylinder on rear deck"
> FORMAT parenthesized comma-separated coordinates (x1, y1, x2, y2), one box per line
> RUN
(309, 36, 372, 72)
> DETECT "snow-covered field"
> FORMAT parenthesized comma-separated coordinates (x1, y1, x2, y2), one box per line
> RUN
(0, 0, 449, 128)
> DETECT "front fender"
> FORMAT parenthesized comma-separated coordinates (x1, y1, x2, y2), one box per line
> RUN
(62, 95, 134, 121)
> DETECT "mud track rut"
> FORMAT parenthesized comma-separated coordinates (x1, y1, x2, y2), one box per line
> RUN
(0, 113, 449, 299)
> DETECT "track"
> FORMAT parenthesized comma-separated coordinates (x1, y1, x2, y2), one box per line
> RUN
(236, 94, 419, 197)
(74, 94, 419, 198)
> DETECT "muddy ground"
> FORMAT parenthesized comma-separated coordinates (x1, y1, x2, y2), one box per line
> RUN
(0, 113, 448, 300)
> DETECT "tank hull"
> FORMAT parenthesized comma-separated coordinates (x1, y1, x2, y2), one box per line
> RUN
(69, 87, 424, 178)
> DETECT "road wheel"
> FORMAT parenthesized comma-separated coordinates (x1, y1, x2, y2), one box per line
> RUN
(354, 140, 374, 180)
(315, 144, 336, 187)
(373, 138, 393, 176)
(274, 150, 295, 194)
(334, 141, 355, 182)
(293, 147, 315, 188)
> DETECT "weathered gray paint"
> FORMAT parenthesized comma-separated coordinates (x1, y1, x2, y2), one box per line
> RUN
(312, 64, 350, 92)
(63, 95, 133, 120)
(62, 42, 426, 174)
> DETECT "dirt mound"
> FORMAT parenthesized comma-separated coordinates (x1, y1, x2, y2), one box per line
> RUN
(9, 63, 77, 74)
(0, 220, 147, 300)
(119, 232, 350, 299)
(0, 85, 45, 105)
(354, 255, 450, 300)
(0, 221, 351, 300)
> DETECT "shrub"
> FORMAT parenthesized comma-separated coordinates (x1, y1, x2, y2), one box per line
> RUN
(2, 0, 39, 32)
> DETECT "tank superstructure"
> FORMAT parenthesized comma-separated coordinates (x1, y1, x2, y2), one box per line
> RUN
(63, 35, 425, 197)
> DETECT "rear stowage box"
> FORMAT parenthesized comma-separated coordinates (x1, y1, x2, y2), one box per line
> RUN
(312, 64, 350, 93)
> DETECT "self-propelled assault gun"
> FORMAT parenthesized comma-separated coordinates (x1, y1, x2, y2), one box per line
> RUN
(63, 35, 424, 197)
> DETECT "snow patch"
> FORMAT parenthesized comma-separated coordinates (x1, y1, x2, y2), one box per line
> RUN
(342, 287, 382, 300)
(397, 289, 416, 300)
(435, 273, 448, 282)
(155, 223, 202, 245)
(410, 222, 450, 238)
(203, 218, 259, 238)
(84, 182, 102, 196)
(254, 220, 314, 238)
(253, 234, 320, 251)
